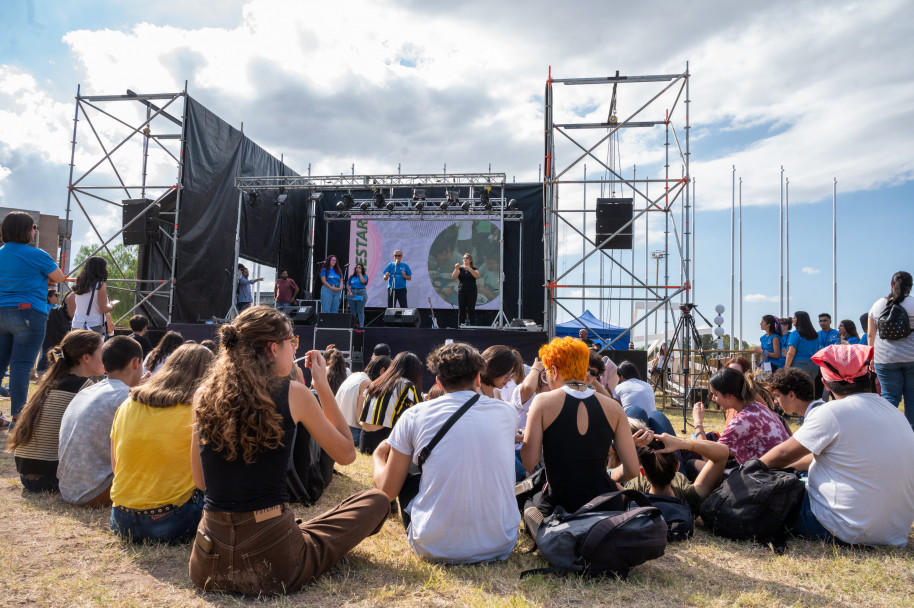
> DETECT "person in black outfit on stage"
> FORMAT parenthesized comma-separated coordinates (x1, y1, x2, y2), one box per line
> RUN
(451, 253, 480, 326)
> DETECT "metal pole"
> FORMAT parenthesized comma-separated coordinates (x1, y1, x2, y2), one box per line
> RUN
(685, 63, 692, 305)
(631, 165, 636, 338)
(786, 176, 790, 315)
(307, 197, 317, 295)
(544, 68, 556, 337)
(730, 165, 735, 352)
(644, 175, 649, 349)
(227, 189, 243, 320)
(582, 164, 586, 316)
(779, 165, 784, 317)
(166, 85, 188, 324)
(62, 84, 81, 280)
(833, 178, 838, 320)
(738, 177, 743, 353)
(664, 112, 670, 347)
(691, 177, 696, 304)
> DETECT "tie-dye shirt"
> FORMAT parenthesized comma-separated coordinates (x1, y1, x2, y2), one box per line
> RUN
(719, 401, 791, 464)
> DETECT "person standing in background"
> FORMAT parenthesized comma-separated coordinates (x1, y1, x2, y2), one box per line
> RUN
(274, 269, 298, 312)
(236, 264, 263, 312)
(452, 253, 479, 326)
(319, 255, 344, 314)
(347, 263, 368, 327)
(36, 290, 72, 378)
(382, 250, 411, 308)
(71, 257, 117, 337)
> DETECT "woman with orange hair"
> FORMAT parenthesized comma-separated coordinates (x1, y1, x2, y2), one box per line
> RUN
(519, 337, 639, 534)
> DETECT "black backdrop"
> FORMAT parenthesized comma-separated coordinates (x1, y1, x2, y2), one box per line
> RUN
(141, 96, 545, 325)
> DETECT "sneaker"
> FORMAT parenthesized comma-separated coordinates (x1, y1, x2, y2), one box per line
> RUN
(523, 506, 544, 537)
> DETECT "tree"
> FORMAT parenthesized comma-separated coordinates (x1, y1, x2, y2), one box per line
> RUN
(71, 244, 138, 326)
(700, 333, 752, 353)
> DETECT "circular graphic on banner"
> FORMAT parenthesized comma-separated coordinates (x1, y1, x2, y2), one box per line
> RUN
(427, 220, 501, 307)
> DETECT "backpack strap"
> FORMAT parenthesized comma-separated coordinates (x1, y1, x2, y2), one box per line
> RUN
(579, 506, 661, 558)
(572, 489, 652, 518)
(416, 393, 480, 472)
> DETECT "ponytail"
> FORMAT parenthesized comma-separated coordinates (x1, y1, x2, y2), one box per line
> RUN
(886, 271, 913, 307)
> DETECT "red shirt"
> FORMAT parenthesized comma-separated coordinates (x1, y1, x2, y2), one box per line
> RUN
(275, 278, 298, 303)
(718, 401, 791, 464)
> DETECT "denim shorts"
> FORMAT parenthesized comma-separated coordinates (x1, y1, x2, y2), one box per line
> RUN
(111, 489, 204, 544)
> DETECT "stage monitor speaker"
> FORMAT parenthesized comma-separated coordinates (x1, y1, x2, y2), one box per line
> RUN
(313, 328, 353, 354)
(595, 197, 633, 250)
(289, 304, 317, 325)
(383, 307, 420, 327)
(318, 312, 353, 328)
(122, 198, 160, 246)
(510, 318, 540, 331)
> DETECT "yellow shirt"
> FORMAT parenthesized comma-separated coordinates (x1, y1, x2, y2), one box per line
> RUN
(109, 398, 195, 509)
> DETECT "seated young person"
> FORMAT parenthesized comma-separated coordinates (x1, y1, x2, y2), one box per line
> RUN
(110, 343, 214, 543)
(190, 306, 388, 595)
(359, 351, 423, 454)
(761, 345, 914, 546)
(614, 361, 657, 416)
(127, 315, 153, 359)
(480, 345, 523, 401)
(692, 367, 791, 468)
(372, 342, 519, 564)
(335, 355, 390, 446)
(7, 330, 104, 493)
(623, 419, 729, 513)
(57, 336, 143, 506)
(520, 337, 638, 535)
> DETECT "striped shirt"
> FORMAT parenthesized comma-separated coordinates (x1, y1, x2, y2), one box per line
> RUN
(359, 378, 419, 429)
(14, 375, 94, 476)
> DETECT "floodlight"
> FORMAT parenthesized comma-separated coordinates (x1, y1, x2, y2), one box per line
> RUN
(386, 201, 396, 211)
(373, 191, 386, 208)
(276, 193, 288, 205)
(359, 201, 370, 211)
(412, 188, 426, 201)
(507, 198, 518, 210)
(248, 192, 260, 207)
(310, 192, 324, 202)
(414, 200, 425, 211)
(336, 201, 346, 210)
(342, 193, 355, 209)
(439, 201, 449, 211)
(460, 200, 471, 212)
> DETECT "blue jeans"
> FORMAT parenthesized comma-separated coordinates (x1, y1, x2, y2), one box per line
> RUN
(110, 490, 204, 544)
(791, 490, 848, 545)
(321, 286, 341, 314)
(0, 307, 48, 417)
(349, 425, 362, 447)
(875, 361, 914, 428)
(349, 289, 366, 327)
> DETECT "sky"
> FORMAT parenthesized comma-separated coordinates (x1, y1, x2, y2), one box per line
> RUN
(0, 0, 912, 345)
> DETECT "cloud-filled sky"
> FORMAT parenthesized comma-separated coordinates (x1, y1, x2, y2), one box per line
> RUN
(1, 0, 912, 343)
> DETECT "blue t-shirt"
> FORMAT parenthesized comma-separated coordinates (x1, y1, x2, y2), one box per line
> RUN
(320, 267, 341, 288)
(845, 336, 860, 345)
(237, 276, 255, 303)
(349, 275, 367, 291)
(760, 333, 785, 367)
(818, 329, 840, 349)
(788, 330, 820, 361)
(859, 333, 868, 345)
(0, 242, 57, 314)
(384, 262, 412, 290)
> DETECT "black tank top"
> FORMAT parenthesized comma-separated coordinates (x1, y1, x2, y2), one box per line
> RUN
(542, 388, 615, 513)
(456, 266, 477, 292)
(200, 379, 296, 512)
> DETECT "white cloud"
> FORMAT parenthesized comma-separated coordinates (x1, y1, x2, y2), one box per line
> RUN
(745, 293, 779, 303)
(802, 267, 820, 275)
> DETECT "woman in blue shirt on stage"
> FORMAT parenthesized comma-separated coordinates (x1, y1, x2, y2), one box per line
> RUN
(754, 314, 783, 370)
(347, 263, 368, 327)
(319, 255, 343, 315)
(784, 310, 820, 380)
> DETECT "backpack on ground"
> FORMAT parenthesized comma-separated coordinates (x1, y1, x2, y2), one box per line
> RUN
(641, 493, 694, 542)
(521, 489, 667, 579)
(286, 421, 335, 506)
(877, 301, 913, 341)
(698, 459, 805, 550)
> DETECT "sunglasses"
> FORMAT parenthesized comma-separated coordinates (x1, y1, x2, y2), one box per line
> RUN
(281, 335, 300, 350)
(394, 254, 402, 257)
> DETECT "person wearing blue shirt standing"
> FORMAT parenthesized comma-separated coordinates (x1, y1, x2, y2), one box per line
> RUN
(817, 313, 841, 349)
(319, 255, 344, 314)
(236, 264, 263, 312)
(754, 314, 784, 370)
(382, 250, 411, 308)
(785, 311, 821, 381)
(347, 263, 368, 327)
(858, 312, 869, 346)
(0, 212, 67, 426)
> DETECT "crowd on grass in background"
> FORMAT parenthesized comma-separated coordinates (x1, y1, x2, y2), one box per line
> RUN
(1, 208, 914, 595)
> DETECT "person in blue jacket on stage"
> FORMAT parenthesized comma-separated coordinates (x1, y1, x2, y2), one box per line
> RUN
(319, 255, 343, 314)
(382, 250, 411, 308)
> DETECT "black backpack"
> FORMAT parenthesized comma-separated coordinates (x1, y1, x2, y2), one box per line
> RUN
(521, 490, 667, 578)
(641, 494, 694, 542)
(285, 422, 335, 506)
(877, 300, 913, 341)
(699, 459, 805, 549)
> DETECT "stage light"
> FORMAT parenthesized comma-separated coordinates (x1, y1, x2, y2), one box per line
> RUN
(386, 201, 395, 211)
(276, 193, 288, 205)
(414, 200, 425, 211)
(507, 198, 518, 210)
(248, 192, 260, 207)
(460, 200, 471, 212)
(342, 193, 355, 209)
(439, 200, 449, 211)
(310, 192, 323, 202)
(480, 188, 492, 211)
(412, 188, 426, 201)
(336, 200, 346, 210)
(359, 201, 370, 211)
(373, 191, 386, 209)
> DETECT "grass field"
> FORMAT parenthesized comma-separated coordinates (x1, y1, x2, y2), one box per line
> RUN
(1, 395, 912, 607)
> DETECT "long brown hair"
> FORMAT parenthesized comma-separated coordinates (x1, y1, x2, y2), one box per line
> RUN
(131, 343, 213, 408)
(145, 330, 185, 371)
(7, 330, 102, 450)
(325, 347, 348, 394)
(366, 351, 424, 398)
(194, 306, 289, 464)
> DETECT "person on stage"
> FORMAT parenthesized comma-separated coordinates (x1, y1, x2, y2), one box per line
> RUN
(236, 264, 263, 312)
(382, 250, 411, 308)
(451, 253, 480, 326)
(347, 263, 368, 327)
(319, 255, 343, 314)
(274, 269, 298, 312)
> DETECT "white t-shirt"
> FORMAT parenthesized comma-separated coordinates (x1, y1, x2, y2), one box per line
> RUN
(387, 390, 520, 563)
(334, 371, 369, 428)
(71, 284, 105, 329)
(868, 295, 914, 364)
(792, 392, 914, 546)
(614, 378, 657, 415)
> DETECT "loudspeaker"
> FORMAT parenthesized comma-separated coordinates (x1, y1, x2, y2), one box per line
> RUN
(595, 197, 633, 250)
(289, 305, 317, 325)
(314, 328, 353, 353)
(510, 318, 540, 331)
(122, 199, 160, 246)
(383, 307, 420, 327)
(318, 312, 353, 328)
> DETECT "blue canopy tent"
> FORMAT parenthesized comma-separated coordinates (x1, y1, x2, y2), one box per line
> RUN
(555, 310, 629, 350)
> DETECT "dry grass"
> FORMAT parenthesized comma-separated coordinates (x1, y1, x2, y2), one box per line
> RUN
(1, 395, 912, 607)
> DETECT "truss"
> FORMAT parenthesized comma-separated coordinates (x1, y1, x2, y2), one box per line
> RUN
(543, 65, 694, 348)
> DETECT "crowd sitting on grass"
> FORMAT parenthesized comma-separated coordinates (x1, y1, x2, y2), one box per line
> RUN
(1, 296, 913, 596)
